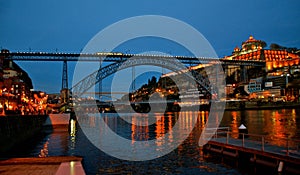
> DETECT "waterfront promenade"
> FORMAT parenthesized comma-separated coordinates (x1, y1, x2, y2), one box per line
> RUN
(0, 156, 84, 175)
(0, 113, 87, 175)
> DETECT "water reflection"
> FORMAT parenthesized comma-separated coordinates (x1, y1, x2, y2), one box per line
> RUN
(36, 109, 300, 159)
(83, 112, 200, 146)
(38, 140, 49, 157)
(69, 119, 77, 151)
(222, 109, 300, 147)
(131, 116, 149, 142)
(21, 108, 300, 174)
(231, 111, 239, 138)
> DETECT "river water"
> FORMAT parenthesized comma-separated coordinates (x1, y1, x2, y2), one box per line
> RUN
(5, 108, 300, 174)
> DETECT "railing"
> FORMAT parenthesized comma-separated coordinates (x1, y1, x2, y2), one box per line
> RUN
(202, 127, 230, 140)
(209, 129, 300, 158)
(204, 128, 300, 158)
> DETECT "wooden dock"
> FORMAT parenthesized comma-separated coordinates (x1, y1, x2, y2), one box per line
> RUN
(203, 129, 300, 174)
(0, 156, 85, 175)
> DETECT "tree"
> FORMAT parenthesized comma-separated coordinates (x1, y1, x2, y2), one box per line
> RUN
(270, 43, 282, 50)
(147, 76, 157, 88)
(261, 41, 267, 49)
(270, 43, 298, 53)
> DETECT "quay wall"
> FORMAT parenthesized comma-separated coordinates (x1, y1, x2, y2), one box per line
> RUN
(44, 113, 70, 127)
(0, 115, 48, 154)
(244, 101, 300, 109)
(225, 101, 300, 110)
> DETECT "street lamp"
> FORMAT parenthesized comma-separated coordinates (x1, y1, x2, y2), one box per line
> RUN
(281, 73, 290, 88)
(281, 74, 290, 97)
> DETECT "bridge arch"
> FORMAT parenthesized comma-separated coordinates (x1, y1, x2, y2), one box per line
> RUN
(71, 56, 222, 97)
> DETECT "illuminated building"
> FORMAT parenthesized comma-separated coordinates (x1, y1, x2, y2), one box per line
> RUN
(224, 35, 300, 99)
(224, 35, 300, 73)
(160, 36, 300, 99)
(0, 49, 34, 114)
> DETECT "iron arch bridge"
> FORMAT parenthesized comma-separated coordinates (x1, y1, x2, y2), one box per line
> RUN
(71, 56, 224, 97)
(82, 92, 127, 100)
(0, 51, 265, 97)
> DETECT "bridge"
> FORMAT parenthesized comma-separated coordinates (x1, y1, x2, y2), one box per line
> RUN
(82, 92, 128, 100)
(1, 51, 265, 66)
(0, 50, 266, 101)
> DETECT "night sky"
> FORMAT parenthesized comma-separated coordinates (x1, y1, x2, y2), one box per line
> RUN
(1, 0, 299, 93)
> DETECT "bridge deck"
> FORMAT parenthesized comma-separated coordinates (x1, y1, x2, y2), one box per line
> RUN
(1, 52, 266, 66)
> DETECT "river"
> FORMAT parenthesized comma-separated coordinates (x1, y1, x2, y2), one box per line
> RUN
(4, 108, 300, 174)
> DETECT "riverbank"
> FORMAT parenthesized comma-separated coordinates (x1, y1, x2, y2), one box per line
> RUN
(174, 100, 300, 111)
(0, 114, 71, 155)
(225, 100, 300, 110)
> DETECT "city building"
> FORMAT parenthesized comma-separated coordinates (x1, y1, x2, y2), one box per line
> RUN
(223, 35, 300, 100)
(0, 49, 34, 114)
(225, 35, 300, 73)
(157, 36, 300, 101)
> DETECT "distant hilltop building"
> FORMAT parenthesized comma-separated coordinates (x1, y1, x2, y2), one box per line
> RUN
(224, 35, 300, 72)
(156, 35, 300, 101)
(0, 49, 33, 112)
(223, 35, 300, 99)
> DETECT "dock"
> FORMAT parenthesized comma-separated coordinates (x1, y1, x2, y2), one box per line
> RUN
(203, 128, 300, 174)
(0, 156, 85, 175)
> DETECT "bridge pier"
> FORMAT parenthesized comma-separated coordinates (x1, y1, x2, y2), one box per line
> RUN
(60, 59, 69, 104)
(98, 61, 102, 99)
(240, 65, 248, 83)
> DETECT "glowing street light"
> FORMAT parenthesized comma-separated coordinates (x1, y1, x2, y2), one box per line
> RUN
(281, 73, 290, 88)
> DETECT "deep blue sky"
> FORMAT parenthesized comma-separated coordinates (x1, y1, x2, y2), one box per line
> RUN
(1, 0, 299, 93)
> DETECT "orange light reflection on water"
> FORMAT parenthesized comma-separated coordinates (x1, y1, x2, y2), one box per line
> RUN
(231, 111, 239, 139)
(224, 109, 299, 147)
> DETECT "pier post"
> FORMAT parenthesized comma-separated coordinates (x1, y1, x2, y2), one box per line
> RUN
(278, 161, 284, 173)
(253, 154, 257, 174)
(286, 139, 289, 156)
(261, 137, 264, 151)
(226, 132, 229, 144)
(242, 134, 245, 147)
(235, 150, 238, 167)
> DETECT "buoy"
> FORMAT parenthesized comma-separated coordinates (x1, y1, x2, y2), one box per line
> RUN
(239, 124, 247, 129)
(238, 124, 248, 139)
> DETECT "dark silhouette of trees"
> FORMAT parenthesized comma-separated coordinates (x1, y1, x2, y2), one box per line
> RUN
(270, 43, 298, 53)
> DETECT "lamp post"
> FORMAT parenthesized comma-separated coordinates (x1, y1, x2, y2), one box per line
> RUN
(8, 87, 14, 110)
(281, 73, 290, 96)
(281, 74, 290, 87)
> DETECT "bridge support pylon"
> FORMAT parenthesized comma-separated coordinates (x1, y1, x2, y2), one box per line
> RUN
(240, 65, 248, 83)
(60, 59, 69, 104)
